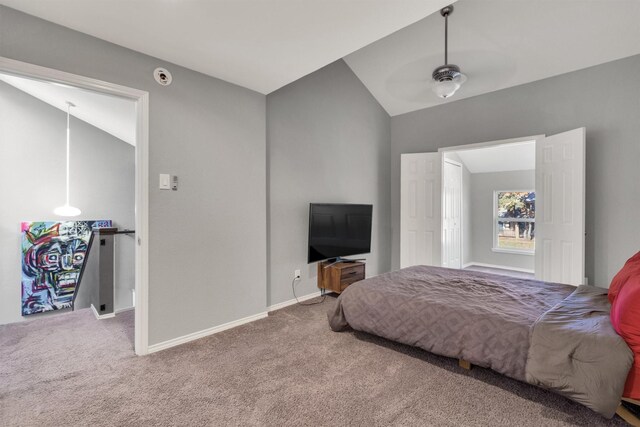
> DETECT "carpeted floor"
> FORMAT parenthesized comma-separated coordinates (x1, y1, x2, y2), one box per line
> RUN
(464, 265, 535, 280)
(0, 298, 626, 426)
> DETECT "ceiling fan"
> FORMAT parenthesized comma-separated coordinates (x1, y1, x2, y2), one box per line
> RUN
(431, 5, 467, 99)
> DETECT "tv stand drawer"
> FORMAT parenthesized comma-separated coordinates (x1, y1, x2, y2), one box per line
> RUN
(340, 274, 364, 291)
(317, 261, 365, 294)
(341, 265, 364, 278)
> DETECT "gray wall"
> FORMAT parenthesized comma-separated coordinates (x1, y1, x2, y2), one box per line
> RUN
(266, 60, 391, 306)
(391, 54, 640, 287)
(0, 6, 267, 345)
(0, 81, 135, 324)
(73, 235, 100, 314)
(469, 170, 535, 271)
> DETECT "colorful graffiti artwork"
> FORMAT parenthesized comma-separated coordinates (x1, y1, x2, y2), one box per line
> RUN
(21, 220, 112, 316)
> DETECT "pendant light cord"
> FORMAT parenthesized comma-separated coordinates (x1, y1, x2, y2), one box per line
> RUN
(54, 101, 81, 217)
(66, 102, 71, 206)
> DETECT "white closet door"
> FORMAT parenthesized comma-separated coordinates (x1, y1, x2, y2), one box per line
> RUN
(400, 152, 442, 268)
(535, 127, 586, 285)
(442, 160, 462, 269)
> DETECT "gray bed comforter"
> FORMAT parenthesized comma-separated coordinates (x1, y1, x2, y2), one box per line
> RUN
(328, 265, 633, 418)
(526, 284, 633, 417)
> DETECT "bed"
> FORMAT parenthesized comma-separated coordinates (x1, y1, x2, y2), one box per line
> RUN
(327, 265, 634, 419)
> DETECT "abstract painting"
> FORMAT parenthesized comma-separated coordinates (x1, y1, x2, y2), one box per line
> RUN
(21, 220, 112, 316)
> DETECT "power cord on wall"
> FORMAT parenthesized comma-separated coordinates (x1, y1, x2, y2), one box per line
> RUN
(292, 277, 326, 306)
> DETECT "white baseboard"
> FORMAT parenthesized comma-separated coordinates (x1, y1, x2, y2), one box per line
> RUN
(90, 304, 116, 320)
(147, 311, 269, 354)
(267, 291, 323, 312)
(146, 291, 324, 355)
(464, 262, 534, 274)
(115, 306, 135, 314)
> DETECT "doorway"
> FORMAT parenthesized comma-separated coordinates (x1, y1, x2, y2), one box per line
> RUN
(0, 56, 150, 355)
(443, 140, 536, 277)
(400, 129, 586, 285)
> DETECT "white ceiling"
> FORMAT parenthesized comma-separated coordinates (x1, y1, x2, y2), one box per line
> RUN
(0, 73, 137, 145)
(4, 1, 639, 116)
(452, 141, 535, 174)
(0, 0, 452, 94)
(344, 0, 640, 116)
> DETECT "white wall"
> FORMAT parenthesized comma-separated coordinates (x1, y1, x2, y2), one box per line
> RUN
(469, 170, 535, 271)
(266, 60, 391, 306)
(0, 5, 267, 346)
(0, 81, 135, 324)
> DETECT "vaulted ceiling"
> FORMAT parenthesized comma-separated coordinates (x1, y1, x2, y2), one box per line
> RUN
(345, 0, 640, 115)
(3, 0, 640, 117)
(0, 73, 136, 145)
(0, 0, 451, 94)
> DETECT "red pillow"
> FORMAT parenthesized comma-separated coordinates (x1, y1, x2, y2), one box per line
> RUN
(611, 274, 640, 399)
(609, 251, 640, 304)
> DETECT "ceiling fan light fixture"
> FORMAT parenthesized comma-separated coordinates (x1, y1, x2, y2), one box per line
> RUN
(53, 204, 82, 217)
(432, 79, 460, 99)
(431, 5, 467, 99)
(431, 64, 467, 98)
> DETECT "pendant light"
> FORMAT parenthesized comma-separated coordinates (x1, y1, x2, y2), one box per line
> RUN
(53, 101, 81, 217)
(432, 5, 467, 99)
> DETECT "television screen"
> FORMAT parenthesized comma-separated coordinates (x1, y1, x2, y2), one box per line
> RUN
(307, 203, 372, 263)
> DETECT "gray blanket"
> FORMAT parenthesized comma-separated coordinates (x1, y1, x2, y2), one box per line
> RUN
(526, 285, 633, 418)
(328, 266, 632, 418)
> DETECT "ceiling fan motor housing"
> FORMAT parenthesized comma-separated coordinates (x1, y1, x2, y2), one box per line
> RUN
(432, 64, 462, 82)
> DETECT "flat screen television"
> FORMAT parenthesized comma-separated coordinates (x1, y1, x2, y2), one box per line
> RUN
(307, 203, 373, 263)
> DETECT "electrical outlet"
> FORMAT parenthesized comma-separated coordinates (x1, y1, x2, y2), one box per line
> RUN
(294, 269, 301, 279)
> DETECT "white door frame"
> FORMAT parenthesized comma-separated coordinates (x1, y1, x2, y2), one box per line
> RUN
(438, 135, 544, 271)
(437, 135, 545, 155)
(0, 56, 150, 356)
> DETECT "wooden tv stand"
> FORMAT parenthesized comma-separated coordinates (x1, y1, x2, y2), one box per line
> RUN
(317, 261, 365, 294)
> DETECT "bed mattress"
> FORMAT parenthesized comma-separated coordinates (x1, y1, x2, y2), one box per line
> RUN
(328, 265, 574, 381)
(328, 265, 633, 418)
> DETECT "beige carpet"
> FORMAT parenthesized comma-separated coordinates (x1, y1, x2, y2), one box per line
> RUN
(464, 265, 535, 280)
(0, 298, 626, 426)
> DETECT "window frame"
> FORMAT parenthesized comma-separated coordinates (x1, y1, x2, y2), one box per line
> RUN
(492, 190, 535, 256)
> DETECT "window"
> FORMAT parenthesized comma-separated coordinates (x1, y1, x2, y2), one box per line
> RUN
(494, 191, 535, 254)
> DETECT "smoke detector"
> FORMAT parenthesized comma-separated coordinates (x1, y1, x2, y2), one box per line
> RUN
(154, 68, 172, 86)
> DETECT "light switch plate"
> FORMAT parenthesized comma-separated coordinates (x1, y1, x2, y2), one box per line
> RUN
(159, 174, 171, 190)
